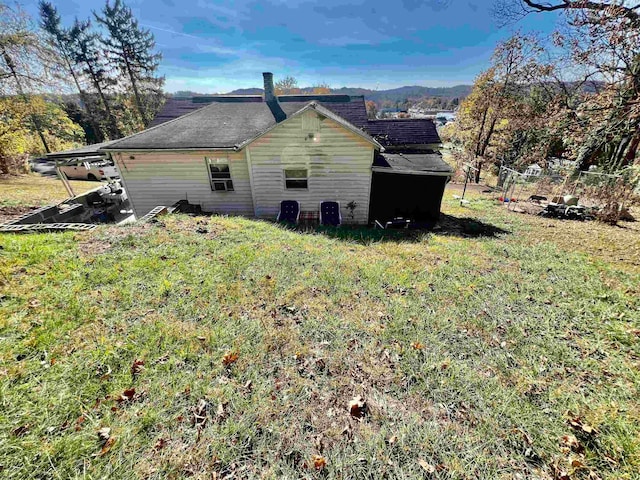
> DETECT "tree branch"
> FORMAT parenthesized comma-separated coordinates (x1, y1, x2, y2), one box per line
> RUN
(522, 0, 640, 23)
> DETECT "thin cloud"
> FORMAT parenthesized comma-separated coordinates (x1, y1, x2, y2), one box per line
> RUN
(141, 22, 242, 57)
(140, 22, 201, 40)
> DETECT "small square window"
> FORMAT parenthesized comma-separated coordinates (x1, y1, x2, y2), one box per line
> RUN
(206, 157, 234, 191)
(285, 169, 308, 189)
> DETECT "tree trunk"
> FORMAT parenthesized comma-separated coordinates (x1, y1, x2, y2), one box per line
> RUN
(479, 117, 498, 158)
(62, 52, 104, 142)
(85, 62, 120, 138)
(123, 55, 148, 126)
(474, 160, 483, 183)
(474, 106, 489, 157)
(624, 133, 640, 164)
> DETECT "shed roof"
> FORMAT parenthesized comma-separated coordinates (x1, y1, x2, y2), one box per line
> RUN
(373, 152, 453, 175)
(367, 119, 441, 146)
(46, 140, 116, 159)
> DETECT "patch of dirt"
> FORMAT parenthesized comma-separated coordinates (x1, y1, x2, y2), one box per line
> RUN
(0, 205, 39, 225)
(101, 222, 156, 242)
(78, 239, 112, 256)
(508, 201, 545, 216)
(447, 182, 496, 194)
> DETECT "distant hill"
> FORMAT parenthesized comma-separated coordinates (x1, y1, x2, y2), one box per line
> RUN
(225, 85, 473, 105)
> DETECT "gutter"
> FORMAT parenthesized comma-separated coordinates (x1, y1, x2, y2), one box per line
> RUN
(99, 147, 239, 153)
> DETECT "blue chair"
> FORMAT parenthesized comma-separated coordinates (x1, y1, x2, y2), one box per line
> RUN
(320, 201, 341, 226)
(277, 200, 300, 224)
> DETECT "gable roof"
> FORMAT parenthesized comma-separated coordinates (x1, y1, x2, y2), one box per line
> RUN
(367, 119, 441, 146)
(102, 99, 380, 151)
(150, 94, 368, 129)
(103, 94, 439, 153)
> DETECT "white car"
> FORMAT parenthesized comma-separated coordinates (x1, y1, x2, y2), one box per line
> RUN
(59, 160, 119, 181)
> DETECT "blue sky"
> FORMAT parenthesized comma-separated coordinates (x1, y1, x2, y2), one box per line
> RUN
(23, 0, 561, 93)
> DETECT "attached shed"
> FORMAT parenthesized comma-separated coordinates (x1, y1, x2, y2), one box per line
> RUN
(369, 152, 453, 226)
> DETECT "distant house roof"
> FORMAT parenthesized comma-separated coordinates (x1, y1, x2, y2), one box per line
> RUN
(367, 119, 441, 146)
(102, 100, 380, 151)
(373, 152, 453, 175)
(46, 140, 117, 159)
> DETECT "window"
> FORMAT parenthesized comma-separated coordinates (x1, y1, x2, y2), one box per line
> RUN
(285, 169, 308, 189)
(206, 157, 234, 191)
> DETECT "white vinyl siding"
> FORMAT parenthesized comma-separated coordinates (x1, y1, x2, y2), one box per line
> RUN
(247, 110, 374, 224)
(112, 151, 253, 218)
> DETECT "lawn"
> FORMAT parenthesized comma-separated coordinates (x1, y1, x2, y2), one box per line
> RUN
(0, 174, 98, 223)
(0, 188, 639, 479)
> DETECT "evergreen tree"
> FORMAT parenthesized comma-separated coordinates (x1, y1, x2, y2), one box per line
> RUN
(94, 0, 164, 126)
(68, 18, 121, 138)
(39, 1, 101, 142)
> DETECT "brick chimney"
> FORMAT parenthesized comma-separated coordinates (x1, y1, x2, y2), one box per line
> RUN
(262, 72, 286, 122)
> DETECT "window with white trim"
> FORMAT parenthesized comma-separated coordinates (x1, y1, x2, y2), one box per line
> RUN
(284, 169, 308, 189)
(206, 157, 234, 191)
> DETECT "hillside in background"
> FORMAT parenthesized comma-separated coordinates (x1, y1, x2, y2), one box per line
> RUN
(220, 84, 473, 108)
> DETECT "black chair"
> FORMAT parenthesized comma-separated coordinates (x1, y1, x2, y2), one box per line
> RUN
(320, 201, 341, 226)
(277, 200, 300, 224)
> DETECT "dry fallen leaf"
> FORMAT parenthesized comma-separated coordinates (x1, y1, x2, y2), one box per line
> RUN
(130, 359, 145, 376)
(193, 399, 208, 428)
(98, 437, 115, 456)
(567, 414, 597, 435)
(75, 416, 86, 431)
(570, 458, 586, 469)
(97, 427, 111, 442)
(216, 402, 228, 421)
(12, 424, 30, 437)
(348, 396, 367, 419)
(560, 434, 582, 453)
(513, 428, 533, 445)
(312, 454, 327, 471)
(418, 459, 436, 474)
(222, 351, 239, 367)
(154, 438, 167, 451)
(117, 388, 136, 403)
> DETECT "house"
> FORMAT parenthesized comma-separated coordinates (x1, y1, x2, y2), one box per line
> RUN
(524, 163, 543, 177)
(100, 73, 452, 225)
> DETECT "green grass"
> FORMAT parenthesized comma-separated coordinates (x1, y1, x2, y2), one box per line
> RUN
(0, 174, 98, 208)
(1, 190, 639, 479)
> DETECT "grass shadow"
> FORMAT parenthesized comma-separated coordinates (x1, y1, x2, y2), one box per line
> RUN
(435, 214, 511, 238)
(285, 214, 510, 245)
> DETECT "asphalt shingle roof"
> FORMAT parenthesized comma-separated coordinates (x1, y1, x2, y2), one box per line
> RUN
(150, 95, 369, 129)
(366, 119, 441, 146)
(104, 101, 313, 150)
(373, 152, 453, 173)
(105, 95, 440, 151)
